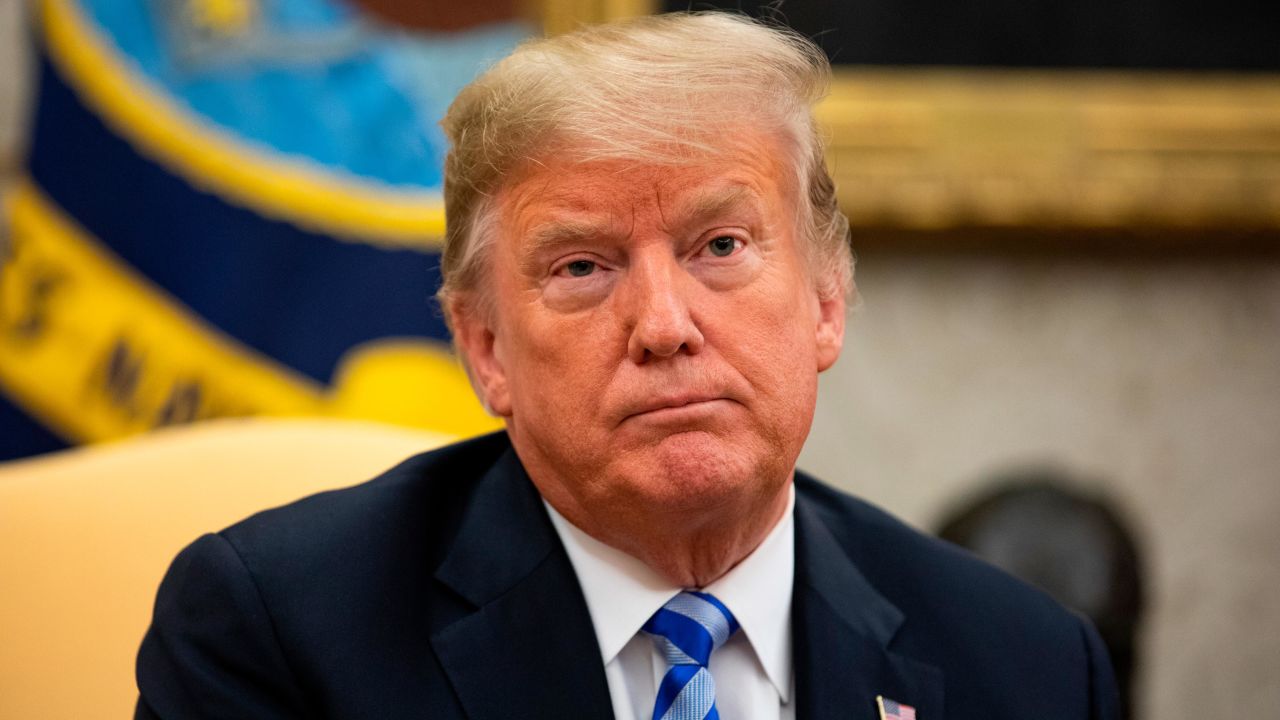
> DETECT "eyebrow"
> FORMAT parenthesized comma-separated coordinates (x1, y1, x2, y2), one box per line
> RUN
(522, 217, 616, 256)
(518, 217, 617, 274)
(517, 184, 763, 270)
(679, 185, 757, 222)
(525, 218, 612, 251)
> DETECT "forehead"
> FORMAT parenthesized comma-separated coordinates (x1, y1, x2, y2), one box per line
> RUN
(493, 130, 799, 237)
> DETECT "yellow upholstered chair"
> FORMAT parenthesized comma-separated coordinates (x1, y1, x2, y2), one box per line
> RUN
(0, 418, 455, 719)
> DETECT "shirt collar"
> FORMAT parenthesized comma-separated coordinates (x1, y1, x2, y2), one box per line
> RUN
(544, 484, 795, 702)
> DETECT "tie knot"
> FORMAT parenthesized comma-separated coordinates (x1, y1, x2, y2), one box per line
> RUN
(642, 591, 739, 667)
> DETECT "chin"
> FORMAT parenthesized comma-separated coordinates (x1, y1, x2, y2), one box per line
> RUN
(625, 430, 783, 512)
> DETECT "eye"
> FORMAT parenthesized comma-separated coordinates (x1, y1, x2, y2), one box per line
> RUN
(563, 260, 597, 277)
(706, 236, 740, 257)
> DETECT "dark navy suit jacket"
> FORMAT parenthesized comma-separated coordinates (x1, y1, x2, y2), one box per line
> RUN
(136, 431, 1120, 719)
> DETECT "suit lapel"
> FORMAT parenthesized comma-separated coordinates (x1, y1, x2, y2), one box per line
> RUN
(793, 495, 944, 720)
(430, 448, 615, 720)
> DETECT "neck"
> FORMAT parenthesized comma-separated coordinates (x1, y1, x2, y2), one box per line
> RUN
(545, 479, 792, 588)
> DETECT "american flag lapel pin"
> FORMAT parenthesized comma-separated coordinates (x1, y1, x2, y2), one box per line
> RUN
(876, 695, 917, 720)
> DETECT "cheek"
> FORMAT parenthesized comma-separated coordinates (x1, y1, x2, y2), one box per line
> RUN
(723, 282, 821, 418)
(505, 308, 618, 420)
(541, 272, 617, 313)
(731, 274, 819, 362)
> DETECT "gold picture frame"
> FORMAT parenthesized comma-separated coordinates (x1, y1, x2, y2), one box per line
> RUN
(539, 0, 1280, 244)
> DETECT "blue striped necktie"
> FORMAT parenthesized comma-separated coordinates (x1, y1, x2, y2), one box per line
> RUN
(642, 591, 740, 720)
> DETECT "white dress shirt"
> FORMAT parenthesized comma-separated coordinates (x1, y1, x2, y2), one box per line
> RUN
(545, 485, 796, 720)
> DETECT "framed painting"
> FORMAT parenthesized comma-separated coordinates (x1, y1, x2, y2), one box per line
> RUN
(538, 0, 1280, 249)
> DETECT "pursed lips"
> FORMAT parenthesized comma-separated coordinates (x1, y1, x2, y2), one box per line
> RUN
(619, 391, 733, 424)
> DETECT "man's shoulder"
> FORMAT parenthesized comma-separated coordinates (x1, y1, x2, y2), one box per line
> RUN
(795, 474, 1119, 717)
(215, 431, 513, 576)
(794, 471, 1083, 640)
(138, 434, 517, 716)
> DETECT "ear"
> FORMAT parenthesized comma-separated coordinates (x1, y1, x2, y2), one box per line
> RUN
(814, 289, 846, 373)
(450, 299, 514, 417)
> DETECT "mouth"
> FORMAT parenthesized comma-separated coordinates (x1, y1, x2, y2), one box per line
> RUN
(620, 393, 733, 425)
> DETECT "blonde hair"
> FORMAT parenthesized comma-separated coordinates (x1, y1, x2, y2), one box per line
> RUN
(438, 11, 853, 323)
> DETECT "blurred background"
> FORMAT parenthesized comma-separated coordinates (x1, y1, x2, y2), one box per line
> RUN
(1, 0, 1277, 717)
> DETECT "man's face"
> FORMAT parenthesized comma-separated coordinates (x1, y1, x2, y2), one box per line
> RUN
(454, 129, 845, 537)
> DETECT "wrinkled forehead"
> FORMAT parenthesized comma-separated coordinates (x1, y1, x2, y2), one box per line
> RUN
(493, 149, 800, 256)
(493, 126, 804, 225)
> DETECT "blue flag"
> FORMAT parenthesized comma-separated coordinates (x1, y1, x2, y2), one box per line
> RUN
(0, 0, 527, 459)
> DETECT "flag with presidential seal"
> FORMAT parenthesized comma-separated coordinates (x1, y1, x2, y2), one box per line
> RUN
(1, 0, 529, 459)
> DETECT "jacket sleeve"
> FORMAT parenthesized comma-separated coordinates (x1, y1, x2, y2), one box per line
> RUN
(1078, 615, 1122, 720)
(135, 533, 310, 719)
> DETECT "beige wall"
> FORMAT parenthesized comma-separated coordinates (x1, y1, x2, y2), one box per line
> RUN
(3, 5, 1276, 716)
(800, 253, 1280, 718)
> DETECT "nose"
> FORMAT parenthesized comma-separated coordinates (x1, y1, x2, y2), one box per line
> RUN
(624, 254, 705, 364)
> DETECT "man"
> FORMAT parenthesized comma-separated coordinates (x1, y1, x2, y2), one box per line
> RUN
(136, 13, 1120, 720)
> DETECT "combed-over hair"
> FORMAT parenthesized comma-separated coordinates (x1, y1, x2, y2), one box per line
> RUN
(437, 11, 853, 324)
